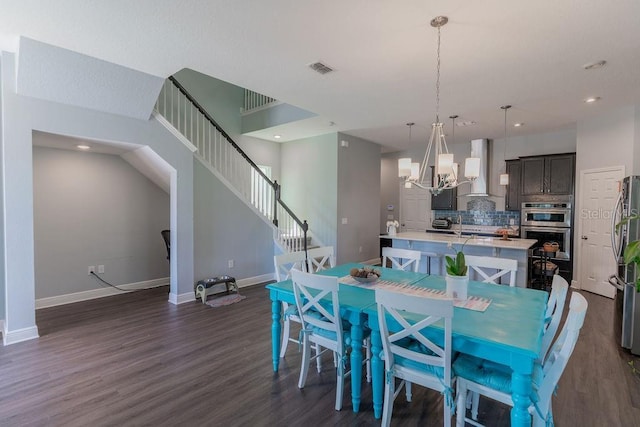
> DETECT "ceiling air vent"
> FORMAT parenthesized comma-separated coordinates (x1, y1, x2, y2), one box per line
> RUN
(309, 62, 334, 75)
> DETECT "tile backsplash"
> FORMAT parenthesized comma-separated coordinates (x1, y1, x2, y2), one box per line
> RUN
(432, 209, 520, 227)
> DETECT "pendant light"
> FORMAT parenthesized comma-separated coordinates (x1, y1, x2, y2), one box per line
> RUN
(499, 105, 511, 186)
(398, 15, 479, 195)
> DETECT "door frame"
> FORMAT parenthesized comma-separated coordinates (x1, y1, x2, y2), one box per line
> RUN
(575, 165, 625, 297)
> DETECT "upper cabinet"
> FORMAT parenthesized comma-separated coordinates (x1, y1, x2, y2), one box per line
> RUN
(521, 154, 575, 196)
(504, 159, 521, 211)
(431, 187, 457, 210)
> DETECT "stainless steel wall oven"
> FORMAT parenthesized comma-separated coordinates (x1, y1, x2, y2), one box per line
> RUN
(521, 201, 573, 284)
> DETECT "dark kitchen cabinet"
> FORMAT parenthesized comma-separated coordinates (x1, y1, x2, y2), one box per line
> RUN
(430, 166, 457, 210)
(504, 159, 521, 211)
(521, 154, 575, 196)
(431, 188, 457, 210)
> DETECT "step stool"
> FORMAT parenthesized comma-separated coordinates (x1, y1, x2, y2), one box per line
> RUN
(195, 275, 238, 304)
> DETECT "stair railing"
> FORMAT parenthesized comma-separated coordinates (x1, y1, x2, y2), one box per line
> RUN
(155, 76, 309, 255)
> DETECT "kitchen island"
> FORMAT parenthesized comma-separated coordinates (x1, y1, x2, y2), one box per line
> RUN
(382, 232, 537, 287)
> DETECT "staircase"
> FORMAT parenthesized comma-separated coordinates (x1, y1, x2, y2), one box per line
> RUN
(154, 76, 318, 254)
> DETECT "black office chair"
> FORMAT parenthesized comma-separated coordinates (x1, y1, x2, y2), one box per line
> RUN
(161, 230, 170, 260)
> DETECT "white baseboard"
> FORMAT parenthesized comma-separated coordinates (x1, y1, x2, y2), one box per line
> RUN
(168, 291, 195, 305)
(3, 325, 39, 346)
(236, 273, 276, 287)
(35, 277, 170, 309)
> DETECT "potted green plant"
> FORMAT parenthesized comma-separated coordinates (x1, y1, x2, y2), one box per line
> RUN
(617, 214, 640, 291)
(445, 239, 469, 300)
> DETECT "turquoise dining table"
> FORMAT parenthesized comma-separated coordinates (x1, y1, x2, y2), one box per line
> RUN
(266, 263, 548, 427)
(266, 263, 427, 413)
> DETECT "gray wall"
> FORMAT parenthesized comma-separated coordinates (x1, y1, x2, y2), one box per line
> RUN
(193, 159, 274, 281)
(33, 145, 170, 299)
(337, 133, 381, 263)
(280, 133, 338, 250)
(173, 68, 282, 182)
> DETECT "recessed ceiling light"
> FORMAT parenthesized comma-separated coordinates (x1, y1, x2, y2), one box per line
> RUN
(584, 96, 601, 103)
(513, 123, 524, 127)
(583, 60, 606, 70)
(273, 135, 282, 139)
(76, 144, 91, 150)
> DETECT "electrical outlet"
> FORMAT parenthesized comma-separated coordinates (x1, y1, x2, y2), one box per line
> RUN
(341, 217, 348, 225)
(98, 265, 105, 274)
(228, 260, 234, 268)
(359, 246, 363, 253)
(88, 266, 96, 275)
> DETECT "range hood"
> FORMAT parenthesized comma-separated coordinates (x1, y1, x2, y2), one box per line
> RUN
(467, 139, 491, 197)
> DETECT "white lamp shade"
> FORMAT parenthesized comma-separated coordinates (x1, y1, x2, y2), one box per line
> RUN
(398, 158, 411, 177)
(500, 173, 510, 186)
(437, 153, 454, 176)
(410, 163, 420, 180)
(464, 157, 481, 179)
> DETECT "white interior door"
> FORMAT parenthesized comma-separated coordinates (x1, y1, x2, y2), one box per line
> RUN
(578, 166, 624, 298)
(400, 184, 430, 232)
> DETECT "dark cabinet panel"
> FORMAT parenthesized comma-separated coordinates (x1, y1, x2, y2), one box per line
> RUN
(547, 155, 574, 195)
(521, 157, 545, 195)
(505, 159, 521, 211)
(431, 188, 457, 210)
(521, 154, 575, 196)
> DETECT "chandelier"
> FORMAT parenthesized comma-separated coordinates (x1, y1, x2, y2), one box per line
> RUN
(398, 16, 480, 195)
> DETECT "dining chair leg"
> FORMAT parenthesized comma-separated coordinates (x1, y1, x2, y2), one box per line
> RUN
(365, 338, 372, 383)
(335, 358, 345, 411)
(405, 381, 412, 402)
(279, 317, 291, 358)
(381, 377, 395, 427)
(456, 379, 467, 427)
(471, 390, 480, 420)
(298, 334, 311, 389)
(315, 343, 323, 373)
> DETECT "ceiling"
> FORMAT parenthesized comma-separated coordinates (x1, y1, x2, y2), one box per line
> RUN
(3, 1, 640, 153)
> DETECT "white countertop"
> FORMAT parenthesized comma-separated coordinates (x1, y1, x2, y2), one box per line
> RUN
(381, 232, 537, 251)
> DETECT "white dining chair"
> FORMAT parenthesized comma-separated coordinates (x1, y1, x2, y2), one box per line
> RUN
(292, 269, 370, 411)
(466, 273, 570, 421)
(464, 255, 518, 286)
(274, 250, 308, 359)
(454, 291, 587, 427)
(382, 247, 422, 272)
(375, 288, 455, 427)
(306, 246, 336, 272)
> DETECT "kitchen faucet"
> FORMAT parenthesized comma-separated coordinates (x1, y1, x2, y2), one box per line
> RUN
(454, 215, 463, 237)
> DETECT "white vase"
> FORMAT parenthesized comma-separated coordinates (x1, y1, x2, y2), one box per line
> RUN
(387, 225, 397, 236)
(445, 273, 469, 300)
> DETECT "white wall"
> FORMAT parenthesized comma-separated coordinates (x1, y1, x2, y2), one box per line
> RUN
(33, 145, 170, 299)
(1, 51, 195, 344)
(337, 133, 381, 263)
(573, 104, 639, 286)
(280, 133, 338, 250)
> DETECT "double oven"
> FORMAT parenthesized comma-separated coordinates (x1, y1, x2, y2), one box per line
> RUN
(520, 200, 573, 282)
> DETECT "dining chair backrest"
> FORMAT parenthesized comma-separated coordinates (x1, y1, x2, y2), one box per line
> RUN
(307, 246, 336, 273)
(375, 288, 454, 383)
(534, 291, 587, 423)
(464, 255, 517, 286)
(382, 247, 421, 272)
(539, 274, 569, 363)
(274, 250, 307, 281)
(291, 269, 343, 348)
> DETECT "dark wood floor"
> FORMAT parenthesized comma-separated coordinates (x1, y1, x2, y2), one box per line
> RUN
(0, 285, 638, 426)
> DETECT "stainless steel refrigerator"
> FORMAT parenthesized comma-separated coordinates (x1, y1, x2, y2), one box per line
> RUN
(610, 175, 640, 354)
